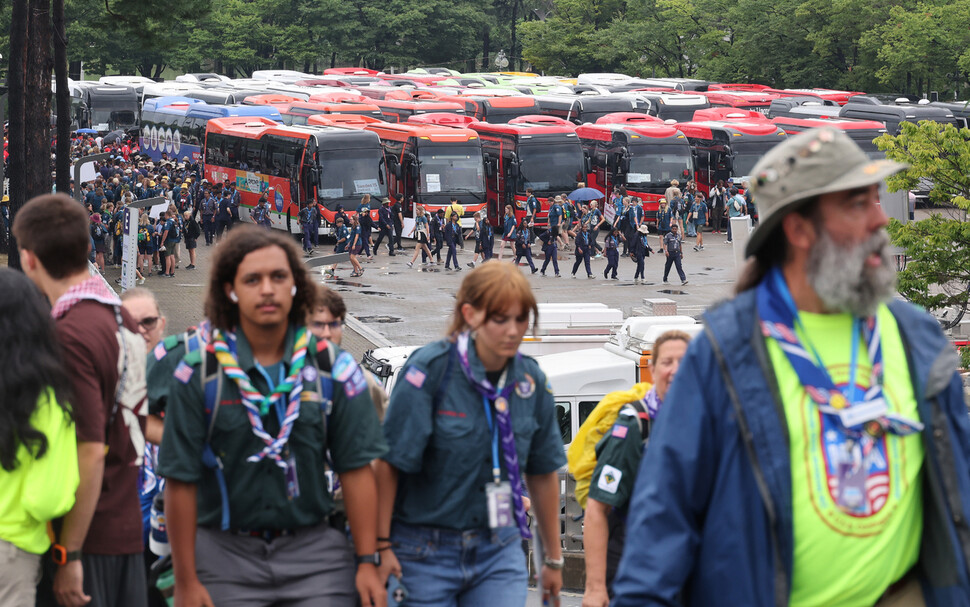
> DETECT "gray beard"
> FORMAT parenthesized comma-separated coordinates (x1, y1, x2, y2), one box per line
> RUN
(806, 228, 897, 317)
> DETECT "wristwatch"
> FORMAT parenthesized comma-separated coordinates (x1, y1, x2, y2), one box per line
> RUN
(51, 544, 81, 566)
(543, 555, 565, 570)
(355, 552, 381, 567)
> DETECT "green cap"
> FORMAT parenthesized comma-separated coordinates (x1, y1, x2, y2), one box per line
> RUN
(745, 127, 906, 257)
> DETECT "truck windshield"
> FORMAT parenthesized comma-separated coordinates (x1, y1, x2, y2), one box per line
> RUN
(626, 145, 692, 187)
(518, 143, 585, 191)
(417, 146, 484, 194)
(318, 149, 386, 199)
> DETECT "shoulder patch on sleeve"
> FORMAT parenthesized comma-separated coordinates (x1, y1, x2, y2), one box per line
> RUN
(332, 351, 359, 382)
(403, 366, 426, 389)
(153, 341, 168, 361)
(597, 465, 623, 494)
(173, 360, 195, 384)
(611, 424, 628, 439)
(182, 349, 203, 367)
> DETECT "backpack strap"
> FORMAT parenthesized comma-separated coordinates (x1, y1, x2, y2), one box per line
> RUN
(621, 399, 652, 445)
(199, 344, 230, 531)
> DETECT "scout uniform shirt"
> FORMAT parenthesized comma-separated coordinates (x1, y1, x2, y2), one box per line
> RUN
(383, 338, 567, 530)
(157, 326, 387, 530)
(587, 408, 646, 510)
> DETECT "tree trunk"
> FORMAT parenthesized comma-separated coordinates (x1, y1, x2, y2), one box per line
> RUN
(7, 0, 27, 268)
(53, 0, 70, 194)
(25, 0, 52, 201)
(511, 0, 521, 72)
(482, 26, 490, 72)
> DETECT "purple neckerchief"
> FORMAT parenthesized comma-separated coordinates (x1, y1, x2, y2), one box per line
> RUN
(455, 331, 532, 538)
(644, 386, 662, 419)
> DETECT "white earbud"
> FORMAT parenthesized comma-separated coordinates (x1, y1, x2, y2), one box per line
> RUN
(229, 291, 239, 303)
(291, 285, 297, 297)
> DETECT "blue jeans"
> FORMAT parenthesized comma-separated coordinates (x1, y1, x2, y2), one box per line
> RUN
(391, 522, 528, 607)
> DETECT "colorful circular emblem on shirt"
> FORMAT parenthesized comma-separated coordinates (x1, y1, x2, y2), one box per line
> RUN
(515, 374, 536, 399)
(302, 366, 318, 383)
(494, 397, 508, 413)
(829, 393, 848, 410)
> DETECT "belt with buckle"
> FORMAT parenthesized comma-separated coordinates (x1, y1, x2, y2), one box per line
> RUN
(229, 528, 295, 542)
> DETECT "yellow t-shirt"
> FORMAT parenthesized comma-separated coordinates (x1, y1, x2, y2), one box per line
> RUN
(766, 305, 923, 607)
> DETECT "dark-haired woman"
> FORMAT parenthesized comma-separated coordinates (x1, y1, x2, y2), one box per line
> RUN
(0, 268, 78, 604)
(348, 213, 364, 277)
(375, 261, 567, 606)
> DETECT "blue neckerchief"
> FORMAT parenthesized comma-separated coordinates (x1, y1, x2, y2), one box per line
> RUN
(757, 267, 922, 439)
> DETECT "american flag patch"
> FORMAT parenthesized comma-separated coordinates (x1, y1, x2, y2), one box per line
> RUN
(173, 360, 194, 384)
(153, 342, 167, 361)
(612, 425, 628, 439)
(404, 367, 426, 389)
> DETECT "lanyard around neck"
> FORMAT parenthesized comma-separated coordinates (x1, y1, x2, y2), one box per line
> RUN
(481, 367, 508, 485)
(770, 268, 862, 402)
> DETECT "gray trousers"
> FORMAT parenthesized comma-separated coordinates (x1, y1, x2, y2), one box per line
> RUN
(0, 538, 41, 605)
(196, 524, 356, 607)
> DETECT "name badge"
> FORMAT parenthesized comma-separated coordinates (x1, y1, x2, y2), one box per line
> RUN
(485, 481, 514, 529)
(838, 398, 888, 430)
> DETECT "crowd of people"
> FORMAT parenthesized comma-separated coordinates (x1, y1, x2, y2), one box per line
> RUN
(3, 126, 970, 607)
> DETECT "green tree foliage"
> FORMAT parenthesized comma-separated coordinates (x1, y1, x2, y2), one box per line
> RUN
(521, 0, 970, 97)
(879, 122, 970, 328)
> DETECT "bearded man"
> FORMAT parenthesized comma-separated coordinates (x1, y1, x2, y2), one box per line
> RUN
(612, 127, 970, 607)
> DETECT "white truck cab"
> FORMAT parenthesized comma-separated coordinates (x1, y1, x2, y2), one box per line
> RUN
(360, 309, 701, 448)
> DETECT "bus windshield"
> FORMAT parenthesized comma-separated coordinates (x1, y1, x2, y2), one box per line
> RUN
(655, 106, 704, 122)
(730, 141, 780, 177)
(626, 145, 692, 187)
(518, 143, 585, 192)
(849, 132, 885, 159)
(417, 146, 484, 194)
(482, 108, 530, 124)
(318, 149, 386, 199)
(91, 109, 137, 129)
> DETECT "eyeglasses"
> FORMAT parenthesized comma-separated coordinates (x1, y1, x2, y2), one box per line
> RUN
(311, 320, 343, 332)
(137, 316, 160, 331)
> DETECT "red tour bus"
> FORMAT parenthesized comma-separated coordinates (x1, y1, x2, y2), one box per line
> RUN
(577, 120, 692, 225)
(771, 115, 888, 158)
(279, 101, 384, 125)
(203, 116, 387, 233)
(699, 90, 781, 115)
(307, 91, 370, 104)
(676, 113, 787, 195)
(436, 95, 540, 123)
(363, 121, 486, 233)
(370, 98, 466, 123)
(323, 67, 384, 77)
(308, 114, 384, 128)
(464, 115, 587, 228)
(242, 93, 302, 107)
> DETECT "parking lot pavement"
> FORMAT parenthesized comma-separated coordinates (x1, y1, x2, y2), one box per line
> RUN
(325, 230, 741, 347)
(99, 228, 744, 356)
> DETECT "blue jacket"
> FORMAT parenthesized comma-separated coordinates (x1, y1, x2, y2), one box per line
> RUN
(613, 289, 970, 607)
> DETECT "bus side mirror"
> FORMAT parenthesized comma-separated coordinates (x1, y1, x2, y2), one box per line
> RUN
(485, 157, 495, 177)
(508, 153, 519, 180)
(584, 153, 591, 174)
(619, 149, 631, 173)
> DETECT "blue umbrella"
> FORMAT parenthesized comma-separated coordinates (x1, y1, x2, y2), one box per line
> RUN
(567, 187, 605, 201)
(75, 128, 99, 134)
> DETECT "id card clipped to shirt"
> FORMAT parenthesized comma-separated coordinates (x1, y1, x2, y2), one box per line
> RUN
(486, 481, 514, 529)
